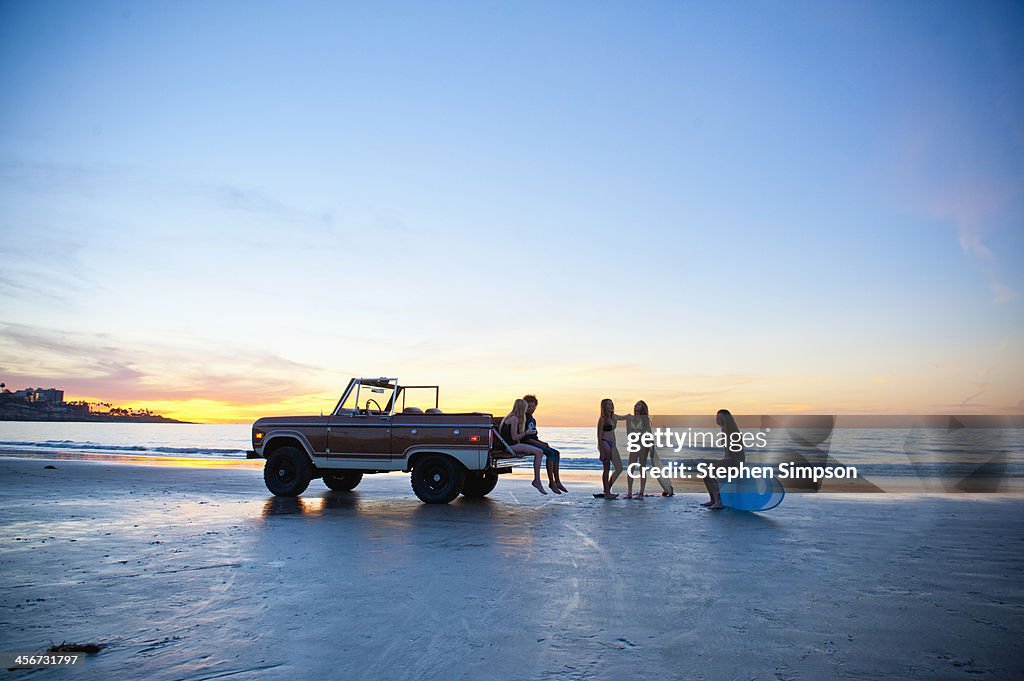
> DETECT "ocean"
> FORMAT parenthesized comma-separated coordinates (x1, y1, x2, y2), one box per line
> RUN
(0, 421, 1021, 480)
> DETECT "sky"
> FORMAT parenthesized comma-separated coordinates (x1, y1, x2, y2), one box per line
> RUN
(0, 0, 1022, 424)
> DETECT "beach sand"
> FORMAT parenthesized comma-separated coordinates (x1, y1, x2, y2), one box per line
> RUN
(1, 455, 1022, 680)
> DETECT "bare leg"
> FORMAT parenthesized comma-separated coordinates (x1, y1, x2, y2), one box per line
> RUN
(701, 477, 716, 506)
(704, 478, 723, 508)
(599, 444, 618, 498)
(626, 451, 639, 498)
(545, 455, 561, 493)
(601, 455, 610, 496)
(514, 443, 546, 494)
(606, 445, 623, 496)
(553, 457, 568, 492)
(649, 450, 674, 496)
(637, 449, 649, 497)
(532, 451, 547, 494)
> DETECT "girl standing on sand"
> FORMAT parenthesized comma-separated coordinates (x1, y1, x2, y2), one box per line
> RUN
(500, 399, 547, 495)
(702, 409, 745, 510)
(626, 400, 674, 498)
(595, 398, 628, 498)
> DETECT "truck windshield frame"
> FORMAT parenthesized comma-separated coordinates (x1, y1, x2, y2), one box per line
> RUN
(332, 378, 399, 416)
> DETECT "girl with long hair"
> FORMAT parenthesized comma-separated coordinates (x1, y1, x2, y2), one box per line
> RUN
(702, 408, 745, 509)
(626, 400, 674, 498)
(500, 398, 547, 495)
(595, 398, 628, 498)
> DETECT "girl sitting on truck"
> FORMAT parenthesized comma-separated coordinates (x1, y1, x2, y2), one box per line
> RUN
(500, 399, 547, 495)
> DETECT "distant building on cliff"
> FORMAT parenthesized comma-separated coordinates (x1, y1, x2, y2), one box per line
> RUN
(12, 388, 64, 404)
(0, 386, 183, 422)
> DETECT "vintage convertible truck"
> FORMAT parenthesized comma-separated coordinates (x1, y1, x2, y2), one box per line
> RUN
(249, 377, 520, 504)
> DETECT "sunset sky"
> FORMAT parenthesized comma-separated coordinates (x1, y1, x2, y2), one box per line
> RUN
(1, 1, 1022, 424)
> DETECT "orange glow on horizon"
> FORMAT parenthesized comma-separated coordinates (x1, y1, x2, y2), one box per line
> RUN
(63, 387, 1024, 426)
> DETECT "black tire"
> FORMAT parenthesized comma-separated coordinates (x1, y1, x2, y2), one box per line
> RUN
(323, 471, 363, 492)
(263, 446, 312, 497)
(461, 471, 499, 498)
(411, 454, 466, 504)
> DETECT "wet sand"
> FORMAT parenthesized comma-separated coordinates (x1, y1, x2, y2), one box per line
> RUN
(1, 456, 1022, 680)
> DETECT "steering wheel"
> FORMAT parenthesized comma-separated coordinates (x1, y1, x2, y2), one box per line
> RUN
(364, 398, 383, 415)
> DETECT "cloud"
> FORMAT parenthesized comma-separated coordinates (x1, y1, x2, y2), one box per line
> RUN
(202, 182, 334, 227)
(0, 322, 333, 405)
(924, 179, 1016, 261)
(892, 122, 1022, 305)
(373, 214, 414, 233)
(991, 281, 1018, 304)
(0, 158, 425, 262)
(957, 230, 993, 259)
(0, 274, 66, 304)
(959, 383, 988, 407)
(0, 159, 316, 219)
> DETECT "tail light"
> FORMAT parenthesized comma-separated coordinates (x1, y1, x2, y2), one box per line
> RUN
(469, 435, 480, 442)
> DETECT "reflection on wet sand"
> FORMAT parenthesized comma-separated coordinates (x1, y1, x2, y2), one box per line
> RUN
(0, 448, 263, 469)
(259, 491, 538, 556)
(4, 457, 1024, 680)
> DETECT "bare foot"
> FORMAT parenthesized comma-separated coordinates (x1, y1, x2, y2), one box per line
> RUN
(593, 492, 605, 498)
(605, 493, 619, 500)
(625, 493, 634, 499)
(709, 503, 725, 510)
(549, 484, 562, 494)
(700, 500, 714, 507)
(663, 491, 674, 497)
(557, 482, 569, 493)
(532, 480, 548, 495)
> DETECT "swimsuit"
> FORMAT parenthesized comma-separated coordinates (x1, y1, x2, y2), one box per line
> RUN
(601, 421, 615, 449)
(500, 419, 517, 444)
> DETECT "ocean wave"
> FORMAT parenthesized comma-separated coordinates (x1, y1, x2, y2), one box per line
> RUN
(0, 432, 1020, 479)
(0, 440, 248, 458)
(548, 457, 1024, 477)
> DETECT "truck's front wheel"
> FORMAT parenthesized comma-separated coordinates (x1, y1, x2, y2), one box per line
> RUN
(461, 471, 499, 498)
(323, 471, 363, 492)
(411, 455, 465, 504)
(264, 446, 312, 497)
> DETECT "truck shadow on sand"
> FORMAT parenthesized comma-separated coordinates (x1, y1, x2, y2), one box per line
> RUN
(260, 491, 524, 521)
(260, 491, 785, 530)
(257, 491, 545, 556)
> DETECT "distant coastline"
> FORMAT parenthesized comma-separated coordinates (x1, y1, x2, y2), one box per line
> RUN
(0, 412, 192, 424)
(0, 385, 191, 424)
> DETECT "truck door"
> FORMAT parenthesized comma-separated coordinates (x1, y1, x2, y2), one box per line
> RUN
(328, 382, 393, 460)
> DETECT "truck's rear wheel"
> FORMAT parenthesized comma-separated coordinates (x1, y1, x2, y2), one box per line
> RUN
(461, 471, 499, 498)
(323, 471, 363, 492)
(411, 454, 465, 504)
(264, 446, 312, 497)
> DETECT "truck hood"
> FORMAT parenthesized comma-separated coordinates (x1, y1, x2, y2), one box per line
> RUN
(252, 415, 329, 428)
